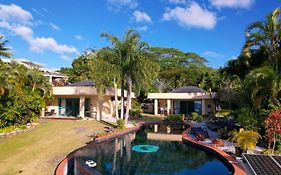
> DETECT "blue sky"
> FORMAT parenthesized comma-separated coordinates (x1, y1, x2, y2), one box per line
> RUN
(0, 0, 280, 69)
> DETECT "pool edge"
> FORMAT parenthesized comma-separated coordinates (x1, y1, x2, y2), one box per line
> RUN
(55, 121, 245, 175)
(181, 127, 246, 175)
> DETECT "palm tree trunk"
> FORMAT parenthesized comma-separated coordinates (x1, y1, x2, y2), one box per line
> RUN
(97, 88, 103, 121)
(120, 76, 125, 120)
(125, 76, 132, 125)
(272, 133, 276, 154)
(114, 78, 119, 120)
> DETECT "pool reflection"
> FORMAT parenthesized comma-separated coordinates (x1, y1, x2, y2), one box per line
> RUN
(69, 124, 231, 175)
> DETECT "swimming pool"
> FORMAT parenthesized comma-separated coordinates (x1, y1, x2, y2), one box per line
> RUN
(61, 123, 232, 175)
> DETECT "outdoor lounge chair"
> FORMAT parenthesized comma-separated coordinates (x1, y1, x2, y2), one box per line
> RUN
(45, 109, 56, 116)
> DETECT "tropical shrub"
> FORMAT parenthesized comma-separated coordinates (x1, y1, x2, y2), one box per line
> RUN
(230, 128, 261, 152)
(218, 127, 231, 140)
(166, 114, 182, 121)
(0, 60, 52, 128)
(235, 108, 259, 131)
(264, 109, 281, 153)
(191, 112, 199, 121)
(129, 100, 141, 117)
(196, 115, 203, 122)
(117, 119, 126, 129)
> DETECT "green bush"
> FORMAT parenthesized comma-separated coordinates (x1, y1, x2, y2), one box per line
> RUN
(117, 119, 126, 129)
(167, 114, 182, 121)
(129, 100, 141, 117)
(132, 100, 141, 112)
(191, 112, 199, 121)
(196, 115, 203, 122)
(235, 108, 259, 131)
(129, 110, 140, 117)
(0, 61, 52, 128)
(0, 125, 17, 133)
(215, 109, 232, 117)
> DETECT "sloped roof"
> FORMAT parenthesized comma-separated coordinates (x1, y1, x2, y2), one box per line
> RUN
(170, 86, 207, 93)
(66, 80, 95, 87)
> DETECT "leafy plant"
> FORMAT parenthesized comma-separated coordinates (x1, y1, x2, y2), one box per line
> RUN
(0, 56, 52, 129)
(230, 128, 261, 152)
(117, 119, 126, 129)
(264, 109, 281, 153)
(236, 108, 259, 131)
(196, 115, 203, 122)
(218, 127, 231, 140)
(191, 112, 199, 121)
(166, 114, 182, 121)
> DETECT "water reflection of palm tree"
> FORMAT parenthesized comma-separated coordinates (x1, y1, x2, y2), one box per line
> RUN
(112, 139, 118, 174)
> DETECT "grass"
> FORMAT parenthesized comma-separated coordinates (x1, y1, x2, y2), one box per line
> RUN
(130, 113, 165, 122)
(215, 109, 232, 117)
(0, 119, 105, 175)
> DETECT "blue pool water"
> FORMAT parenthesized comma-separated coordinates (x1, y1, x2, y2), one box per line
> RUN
(66, 123, 232, 175)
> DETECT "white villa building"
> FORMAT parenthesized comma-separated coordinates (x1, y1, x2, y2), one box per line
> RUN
(45, 80, 134, 121)
(147, 86, 216, 116)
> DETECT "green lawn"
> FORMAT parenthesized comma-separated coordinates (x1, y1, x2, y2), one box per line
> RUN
(130, 113, 165, 122)
(0, 119, 105, 175)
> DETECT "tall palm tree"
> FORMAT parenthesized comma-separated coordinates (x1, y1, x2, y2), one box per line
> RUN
(25, 69, 52, 98)
(90, 50, 119, 120)
(100, 29, 158, 123)
(0, 35, 12, 58)
(243, 8, 281, 73)
(245, 66, 281, 109)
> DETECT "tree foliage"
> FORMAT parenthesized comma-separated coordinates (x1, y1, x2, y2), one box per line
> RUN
(98, 29, 159, 123)
(231, 128, 261, 151)
(150, 47, 211, 92)
(0, 60, 52, 128)
(243, 7, 281, 73)
(219, 8, 281, 139)
(265, 109, 281, 153)
(0, 35, 12, 58)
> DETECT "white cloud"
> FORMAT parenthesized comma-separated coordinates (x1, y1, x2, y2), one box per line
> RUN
(163, 1, 217, 29)
(74, 35, 83, 40)
(49, 23, 60, 31)
(61, 55, 72, 61)
(0, 4, 33, 25)
(136, 26, 148, 32)
(107, 0, 138, 11)
(210, 0, 254, 9)
(168, 0, 186, 4)
(0, 4, 78, 55)
(29, 37, 78, 54)
(202, 51, 225, 59)
(132, 10, 152, 23)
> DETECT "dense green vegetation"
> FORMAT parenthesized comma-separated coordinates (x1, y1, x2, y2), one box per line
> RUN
(217, 7, 281, 153)
(0, 60, 52, 128)
(0, 35, 52, 129)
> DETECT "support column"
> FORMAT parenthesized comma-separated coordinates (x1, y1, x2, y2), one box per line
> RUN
(167, 99, 171, 115)
(79, 96, 85, 118)
(49, 76, 52, 83)
(110, 99, 113, 117)
(202, 100, 206, 116)
(41, 108, 45, 117)
(154, 99, 158, 115)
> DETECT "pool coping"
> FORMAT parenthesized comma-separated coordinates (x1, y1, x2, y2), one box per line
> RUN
(55, 121, 246, 175)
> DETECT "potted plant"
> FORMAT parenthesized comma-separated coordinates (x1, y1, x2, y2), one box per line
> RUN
(230, 128, 261, 156)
